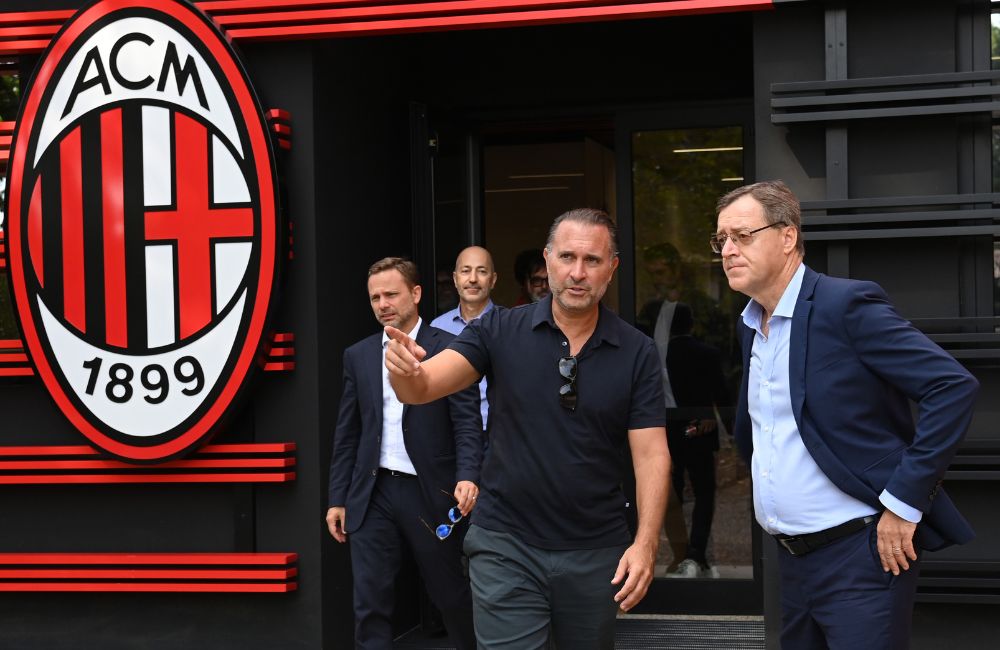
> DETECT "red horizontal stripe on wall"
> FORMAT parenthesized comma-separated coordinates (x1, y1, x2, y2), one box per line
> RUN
(0, 458, 294, 470)
(0, 470, 295, 481)
(0, 443, 296, 455)
(0, 583, 297, 592)
(0, 368, 34, 377)
(0, 552, 296, 564)
(0, 568, 297, 580)
(0, 443, 296, 483)
(0, 1, 772, 53)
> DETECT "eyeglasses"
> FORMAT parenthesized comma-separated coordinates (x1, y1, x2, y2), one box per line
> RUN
(529, 275, 548, 288)
(420, 506, 464, 540)
(558, 355, 577, 411)
(709, 222, 787, 254)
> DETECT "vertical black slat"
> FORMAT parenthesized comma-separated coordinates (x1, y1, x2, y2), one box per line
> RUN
(824, 6, 850, 278)
(81, 111, 106, 344)
(465, 133, 483, 245)
(409, 101, 436, 320)
(614, 115, 635, 325)
(958, 1, 994, 326)
(39, 136, 64, 315)
(121, 104, 148, 352)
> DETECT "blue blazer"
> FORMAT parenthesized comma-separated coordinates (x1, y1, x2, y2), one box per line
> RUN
(328, 325, 483, 534)
(734, 266, 978, 551)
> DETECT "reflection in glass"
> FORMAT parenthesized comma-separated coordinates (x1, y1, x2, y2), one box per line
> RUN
(631, 127, 751, 579)
(992, 11, 1000, 70)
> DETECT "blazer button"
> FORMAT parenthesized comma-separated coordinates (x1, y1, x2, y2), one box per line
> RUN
(371, 469, 377, 477)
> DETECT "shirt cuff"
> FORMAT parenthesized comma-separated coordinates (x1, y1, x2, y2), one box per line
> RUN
(879, 490, 922, 523)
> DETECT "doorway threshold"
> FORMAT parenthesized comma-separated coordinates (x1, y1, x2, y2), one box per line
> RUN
(394, 616, 765, 649)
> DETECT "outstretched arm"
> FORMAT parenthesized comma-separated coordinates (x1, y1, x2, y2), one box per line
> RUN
(384, 325, 480, 404)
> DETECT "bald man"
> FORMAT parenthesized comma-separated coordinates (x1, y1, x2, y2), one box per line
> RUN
(431, 246, 497, 429)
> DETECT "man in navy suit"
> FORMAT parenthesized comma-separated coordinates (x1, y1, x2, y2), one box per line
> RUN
(326, 257, 482, 650)
(715, 181, 978, 649)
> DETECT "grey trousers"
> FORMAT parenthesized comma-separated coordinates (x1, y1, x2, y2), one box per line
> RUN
(463, 524, 628, 650)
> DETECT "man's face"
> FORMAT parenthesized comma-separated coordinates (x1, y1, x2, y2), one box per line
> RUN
(368, 269, 421, 332)
(717, 194, 794, 299)
(453, 248, 497, 307)
(544, 221, 619, 314)
(525, 266, 549, 302)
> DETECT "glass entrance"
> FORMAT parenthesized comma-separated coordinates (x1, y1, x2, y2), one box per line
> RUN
(416, 105, 761, 615)
(620, 110, 761, 614)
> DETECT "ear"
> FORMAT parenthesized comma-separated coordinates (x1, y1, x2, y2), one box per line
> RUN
(452, 271, 460, 289)
(489, 272, 498, 289)
(782, 226, 798, 255)
(610, 255, 620, 274)
(412, 284, 422, 305)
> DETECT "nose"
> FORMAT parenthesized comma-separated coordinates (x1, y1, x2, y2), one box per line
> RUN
(569, 259, 587, 279)
(721, 235, 740, 257)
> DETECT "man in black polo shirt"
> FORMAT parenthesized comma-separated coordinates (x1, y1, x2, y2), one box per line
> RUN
(385, 209, 670, 649)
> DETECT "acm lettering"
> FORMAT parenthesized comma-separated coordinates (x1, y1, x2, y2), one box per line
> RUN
(63, 33, 210, 118)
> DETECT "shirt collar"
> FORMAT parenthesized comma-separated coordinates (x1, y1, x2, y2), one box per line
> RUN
(455, 300, 494, 325)
(530, 294, 620, 348)
(382, 317, 422, 347)
(741, 263, 805, 331)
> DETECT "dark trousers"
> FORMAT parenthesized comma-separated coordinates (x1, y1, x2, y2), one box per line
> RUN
(463, 524, 627, 650)
(349, 472, 476, 650)
(667, 429, 716, 565)
(777, 523, 920, 650)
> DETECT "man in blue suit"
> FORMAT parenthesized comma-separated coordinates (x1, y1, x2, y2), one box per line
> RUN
(326, 257, 482, 649)
(715, 181, 978, 649)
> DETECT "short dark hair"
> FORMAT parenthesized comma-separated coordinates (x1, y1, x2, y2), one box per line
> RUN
(545, 208, 619, 257)
(513, 249, 545, 285)
(716, 180, 804, 256)
(368, 257, 420, 288)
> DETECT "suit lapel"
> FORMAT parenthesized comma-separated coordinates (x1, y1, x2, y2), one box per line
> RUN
(789, 267, 819, 430)
(367, 335, 385, 433)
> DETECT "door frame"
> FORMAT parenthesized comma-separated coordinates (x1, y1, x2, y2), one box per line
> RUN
(412, 97, 764, 615)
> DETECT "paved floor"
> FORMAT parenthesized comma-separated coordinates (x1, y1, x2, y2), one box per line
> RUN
(394, 616, 765, 649)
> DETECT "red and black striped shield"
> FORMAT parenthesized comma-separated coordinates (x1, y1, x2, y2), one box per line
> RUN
(3, 0, 279, 462)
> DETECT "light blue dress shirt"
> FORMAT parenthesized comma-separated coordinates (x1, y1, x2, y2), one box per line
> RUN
(744, 264, 920, 536)
(430, 301, 493, 429)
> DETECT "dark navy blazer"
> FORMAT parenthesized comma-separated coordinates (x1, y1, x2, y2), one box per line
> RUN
(734, 266, 979, 551)
(328, 324, 483, 534)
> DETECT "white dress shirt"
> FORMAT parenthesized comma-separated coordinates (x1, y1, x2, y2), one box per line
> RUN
(378, 319, 421, 475)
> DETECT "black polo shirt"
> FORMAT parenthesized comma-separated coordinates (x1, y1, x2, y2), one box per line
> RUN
(449, 295, 665, 550)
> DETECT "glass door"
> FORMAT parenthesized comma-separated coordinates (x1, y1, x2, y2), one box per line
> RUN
(617, 104, 762, 614)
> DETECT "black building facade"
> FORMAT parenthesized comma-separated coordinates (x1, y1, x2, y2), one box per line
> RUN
(0, 0, 997, 647)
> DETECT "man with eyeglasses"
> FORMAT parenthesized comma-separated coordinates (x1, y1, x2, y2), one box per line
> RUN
(326, 257, 482, 650)
(384, 209, 670, 650)
(513, 248, 550, 305)
(716, 181, 978, 649)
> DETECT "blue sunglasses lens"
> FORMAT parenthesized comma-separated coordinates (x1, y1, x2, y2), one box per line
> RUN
(435, 524, 453, 539)
(448, 507, 463, 523)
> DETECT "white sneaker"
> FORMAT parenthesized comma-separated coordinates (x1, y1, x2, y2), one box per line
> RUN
(701, 564, 720, 578)
(666, 558, 701, 578)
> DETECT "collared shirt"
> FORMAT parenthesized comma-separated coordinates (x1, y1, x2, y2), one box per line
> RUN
(745, 264, 878, 535)
(430, 300, 494, 429)
(379, 319, 421, 475)
(449, 295, 665, 550)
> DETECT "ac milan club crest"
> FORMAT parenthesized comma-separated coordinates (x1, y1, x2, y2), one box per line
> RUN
(3, 0, 280, 461)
